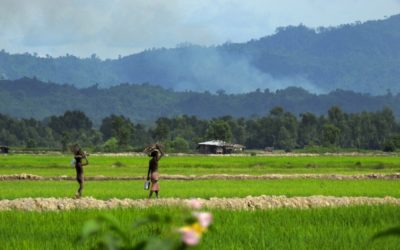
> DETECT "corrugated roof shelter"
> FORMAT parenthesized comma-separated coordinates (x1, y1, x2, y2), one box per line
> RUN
(197, 140, 244, 154)
(0, 146, 9, 154)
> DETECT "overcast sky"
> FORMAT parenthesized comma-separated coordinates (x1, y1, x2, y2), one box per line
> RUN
(0, 0, 399, 59)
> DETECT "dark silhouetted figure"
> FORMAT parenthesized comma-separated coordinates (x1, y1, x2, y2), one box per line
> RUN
(71, 144, 89, 198)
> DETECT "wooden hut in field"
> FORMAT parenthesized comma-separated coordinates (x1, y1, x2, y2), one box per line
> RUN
(0, 146, 9, 154)
(197, 140, 244, 154)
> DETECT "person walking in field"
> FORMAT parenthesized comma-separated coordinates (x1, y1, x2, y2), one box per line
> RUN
(71, 144, 89, 198)
(145, 144, 164, 199)
(147, 150, 160, 198)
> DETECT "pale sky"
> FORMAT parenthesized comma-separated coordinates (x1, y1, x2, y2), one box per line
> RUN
(0, 0, 399, 59)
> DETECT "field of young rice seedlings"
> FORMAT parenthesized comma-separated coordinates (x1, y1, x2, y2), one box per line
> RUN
(0, 179, 400, 200)
(0, 206, 400, 250)
(1, 153, 400, 249)
(1, 154, 400, 176)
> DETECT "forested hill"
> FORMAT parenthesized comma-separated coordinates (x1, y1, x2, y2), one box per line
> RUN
(0, 14, 399, 94)
(1, 78, 399, 124)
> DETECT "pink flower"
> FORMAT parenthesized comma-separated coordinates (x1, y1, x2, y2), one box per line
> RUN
(177, 211, 213, 246)
(178, 225, 202, 246)
(193, 212, 213, 228)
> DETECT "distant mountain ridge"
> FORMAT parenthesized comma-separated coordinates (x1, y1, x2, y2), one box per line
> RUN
(0, 14, 399, 94)
(1, 78, 399, 124)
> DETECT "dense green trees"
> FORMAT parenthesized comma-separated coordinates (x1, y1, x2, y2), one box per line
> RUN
(46, 111, 100, 150)
(3, 78, 400, 124)
(0, 114, 56, 148)
(48, 110, 92, 133)
(100, 115, 135, 147)
(1, 107, 400, 152)
(298, 112, 319, 147)
(206, 120, 233, 142)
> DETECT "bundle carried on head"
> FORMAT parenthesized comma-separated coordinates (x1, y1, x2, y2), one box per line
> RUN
(70, 144, 81, 155)
(70, 144, 88, 157)
(143, 143, 165, 159)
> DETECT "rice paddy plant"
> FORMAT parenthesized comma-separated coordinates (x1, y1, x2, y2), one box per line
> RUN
(1, 155, 399, 249)
(1, 154, 400, 177)
(0, 206, 399, 249)
(0, 179, 399, 199)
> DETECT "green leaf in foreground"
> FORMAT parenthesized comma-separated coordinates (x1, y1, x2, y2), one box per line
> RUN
(78, 214, 130, 249)
(372, 226, 400, 240)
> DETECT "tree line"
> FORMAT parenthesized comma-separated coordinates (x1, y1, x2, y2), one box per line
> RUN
(1, 106, 400, 152)
(2, 78, 400, 125)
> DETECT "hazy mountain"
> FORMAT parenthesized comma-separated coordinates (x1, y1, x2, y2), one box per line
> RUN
(0, 14, 399, 94)
(1, 78, 399, 124)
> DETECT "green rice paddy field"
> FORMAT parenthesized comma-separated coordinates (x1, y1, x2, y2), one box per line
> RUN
(1, 154, 400, 249)
(1, 154, 400, 176)
(1, 206, 400, 250)
(1, 179, 400, 199)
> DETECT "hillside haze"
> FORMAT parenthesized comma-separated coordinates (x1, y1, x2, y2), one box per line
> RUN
(0, 14, 399, 94)
(1, 78, 399, 124)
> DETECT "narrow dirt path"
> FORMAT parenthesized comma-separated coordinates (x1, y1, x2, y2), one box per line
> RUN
(1, 195, 399, 211)
(1, 173, 400, 181)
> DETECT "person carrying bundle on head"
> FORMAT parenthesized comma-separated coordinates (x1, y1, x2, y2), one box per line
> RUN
(71, 144, 89, 198)
(144, 144, 164, 199)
